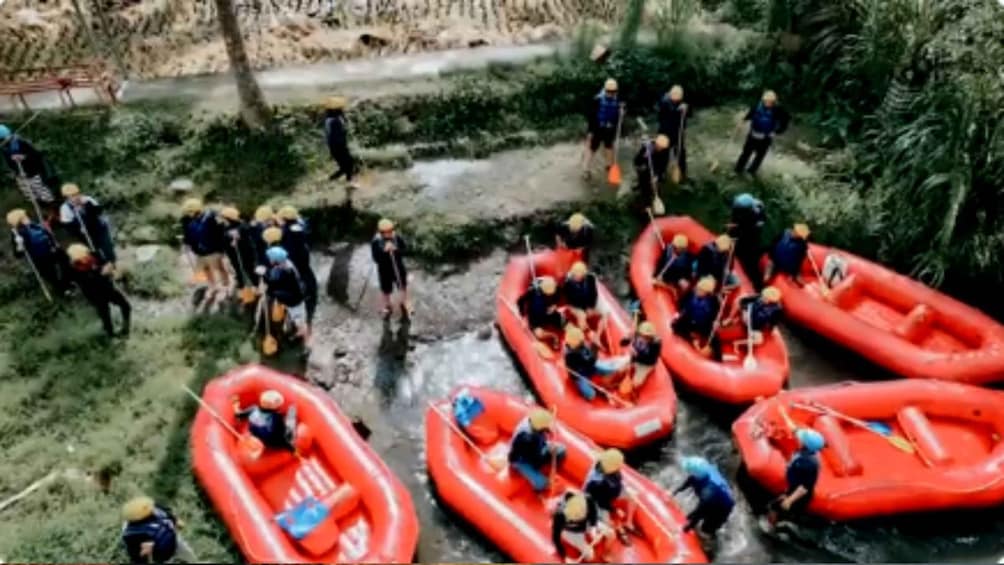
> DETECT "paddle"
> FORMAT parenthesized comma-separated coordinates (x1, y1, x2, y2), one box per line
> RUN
(181, 384, 263, 456)
(805, 251, 831, 299)
(606, 105, 626, 188)
(636, 119, 665, 215)
(352, 262, 374, 312)
(742, 303, 758, 370)
(427, 401, 506, 472)
(670, 105, 687, 185)
(645, 208, 667, 250)
(791, 401, 914, 454)
(547, 405, 560, 496)
(563, 363, 634, 408)
(230, 240, 257, 305)
(11, 227, 53, 302)
(700, 236, 738, 358)
(262, 298, 279, 356)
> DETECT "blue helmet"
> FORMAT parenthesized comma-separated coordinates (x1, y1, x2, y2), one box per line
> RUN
(681, 456, 712, 479)
(796, 428, 825, 453)
(266, 246, 288, 264)
(733, 193, 755, 209)
(0, 125, 11, 139)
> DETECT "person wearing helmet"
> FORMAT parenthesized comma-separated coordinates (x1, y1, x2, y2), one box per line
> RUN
(735, 90, 790, 175)
(763, 222, 811, 285)
(1, 125, 59, 215)
(582, 78, 624, 177)
(695, 234, 738, 291)
(370, 218, 411, 318)
(653, 233, 695, 297)
(234, 389, 296, 450)
(563, 261, 599, 331)
(657, 85, 690, 180)
(555, 212, 595, 264)
(551, 491, 607, 562)
(725, 286, 783, 342)
(7, 207, 72, 296)
(323, 96, 356, 183)
(179, 198, 229, 291)
(250, 205, 278, 270)
(67, 244, 131, 338)
(517, 275, 564, 350)
(672, 276, 722, 347)
(672, 456, 735, 537)
(508, 407, 566, 493)
(583, 449, 637, 543)
(277, 206, 318, 322)
(619, 320, 662, 397)
(769, 428, 824, 523)
(58, 183, 118, 267)
(264, 246, 311, 346)
(218, 206, 258, 290)
(120, 496, 197, 564)
(727, 192, 766, 287)
(632, 134, 671, 206)
(564, 325, 630, 401)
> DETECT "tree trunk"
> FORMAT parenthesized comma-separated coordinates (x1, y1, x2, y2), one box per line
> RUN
(213, 0, 271, 128)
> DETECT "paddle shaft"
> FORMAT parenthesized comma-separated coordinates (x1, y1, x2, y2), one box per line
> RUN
(427, 401, 501, 469)
(11, 228, 53, 302)
(181, 384, 242, 439)
(703, 237, 739, 347)
(563, 363, 633, 408)
(743, 303, 757, 368)
(790, 401, 915, 454)
(805, 250, 830, 296)
(524, 235, 539, 284)
(645, 208, 667, 249)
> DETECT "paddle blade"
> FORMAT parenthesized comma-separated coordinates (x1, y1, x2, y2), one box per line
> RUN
(866, 421, 892, 435)
(190, 270, 208, 285)
(607, 163, 622, 187)
(271, 302, 286, 322)
(889, 435, 915, 453)
(743, 355, 758, 371)
(262, 334, 278, 356)
(652, 195, 666, 216)
(239, 286, 257, 305)
(670, 164, 682, 184)
(534, 341, 556, 359)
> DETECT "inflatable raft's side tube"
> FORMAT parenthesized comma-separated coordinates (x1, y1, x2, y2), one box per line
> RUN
(897, 406, 953, 467)
(813, 414, 862, 477)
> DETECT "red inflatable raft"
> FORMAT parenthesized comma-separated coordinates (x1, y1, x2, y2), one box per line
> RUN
(733, 380, 1004, 520)
(629, 216, 789, 403)
(768, 244, 1004, 384)
(190, 365, 419, 563)
(496, 248, 676, 449)
(425, 386, 706, 563)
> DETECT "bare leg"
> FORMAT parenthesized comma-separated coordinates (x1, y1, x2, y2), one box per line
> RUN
(604, 146, 615, 168)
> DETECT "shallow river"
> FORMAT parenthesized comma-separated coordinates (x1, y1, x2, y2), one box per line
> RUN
(266, 243, 1004, 563)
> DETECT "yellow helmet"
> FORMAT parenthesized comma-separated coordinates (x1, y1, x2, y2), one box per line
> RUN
(325, 96, 348, 110)
(61, 183, 81, 197)
(564, 324, 585, 348)
(538, 276, 557, 296)
(67, 243, 91, 262)
(655, 135, 671, 150)
(563, 493, 588, 521)
(639, 321, 657, 337)
(262, 227, 283, 244)
(763, 90, 778, 104)
(604, 78, 618, 92)
(793, 223, 811, 238)
(669, 85, 684, 102)
(569, 261, 588, 279)
(598, 448, 624, 473)
(6, 208, 27, 227)
(122, 496, 155, 522)
(672, 234, 688, 249)
(697, 276, 716, 294)
(254, 205, 275, 223)
(715, 234, 733, 251)
(221, 206, 241, 222)
(259, 390, 284, 410)
(278, 206, 299, 221)
(568, 213, 588, 232)
(528, 407, 553, 430)
(181, 198, 203, 216)
(378, 218, 394, 232)
(762, 286, 782, 303)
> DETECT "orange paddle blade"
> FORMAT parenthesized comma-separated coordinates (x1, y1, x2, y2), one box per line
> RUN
(607, 163, 622, 187)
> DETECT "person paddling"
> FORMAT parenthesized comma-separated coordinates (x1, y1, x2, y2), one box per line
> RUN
(653, 233, 695, 298)
(517, 275, 564, 351)
(120, 496, 197, 564)
(673, 456, 735, 539)
(508, 408, 566, 493)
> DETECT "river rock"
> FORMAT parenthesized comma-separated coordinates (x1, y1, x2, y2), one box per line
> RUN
(134, 244, 163, 263)
(476, 325, 493, 340)
(168, 178, 194, 193)
(130, 225, 161, 244)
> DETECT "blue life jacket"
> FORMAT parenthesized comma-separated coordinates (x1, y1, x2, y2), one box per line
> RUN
(750, 103, 777, 137)
(452, 389, 485, 428)
(121, 507, 178, 563)
(184, 211, 221, 256)
(786, 450, 820, 495)
(630, 335, 660, 366)
(749, 299, 783, 331)
(565, 343, 598, 379)
(595, 92, 620, 129)
(583, 464, 623, 510)
(508, 418, 550, 467)
(20, 223, 54, 257)
(563, 274, 598, 310)
(771, 229, 808, 275)
(695, 467, 735, 509)
(247, 407, 287, 448)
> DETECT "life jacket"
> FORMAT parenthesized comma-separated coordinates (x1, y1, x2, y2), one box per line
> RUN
(750, 103, 777, 138)
(595, 92, 620, 129)
(184, 211, 221, 256)
(20, 223, 55, 257)
(630, 336, 660, 366)
(771, 229, 808, 275)
(563, 274, 597, 310)
(583, 464, 623, 510)
(748, 298, 783, 331)
(681, 294, 718, 334)
(121, 507, 178, 563)
(695, 467, 735, 509)
(657, 248, 693, 283)
(282, 220, 311, 271)
(508, 418, 549, 467)
(247, 407, 288, 448)
(519, 285, 559, 328)
(565, 343, 598, 379)
(266, 263, 306, 307)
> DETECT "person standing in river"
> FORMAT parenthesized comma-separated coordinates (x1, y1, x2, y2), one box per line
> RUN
(734, 90, 790, 176)
(323, 96, 356, 184)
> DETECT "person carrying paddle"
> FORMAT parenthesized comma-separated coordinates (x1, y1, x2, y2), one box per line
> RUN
(618, 321, 661, 398)
(563, 261, 600, 331)
(250, 205, 278, 271)
(233, 389, 295, 451)
(564, 325, 630, 401)
(508, 408, 566, 493)
(763, 223, 810, 285)
(582, 79, 623, 178)
(8, 208, 72, 296)
(673, 456, 735, 538)
(695, 234, 738, 292)
(584, 448, 637, 544)
(632, 134, 671, 209)
(734, 90, 790, 175)
(769, 428, 824, 524)
(1, 124, 60, 221)
(653, 233, 695, 297)
(120, 496, 197, 564)
(278, 206, 318, 322)
(67, 243, 131, 338)
(180, 198, 229, 292)
(264, 246, 311, 349)
(517, 275, 564, 350)
(59, 183, 117, 269)
(657, 85, 689, 182)
(323, 96, 356, 183)
(218, 206, 258, 295)
(556, 212, 595, 262)
(672, 276, 722, 349)
(371, 218, 412, 319)
(552, 491, 610, 563)
(728, 193, 766, 287)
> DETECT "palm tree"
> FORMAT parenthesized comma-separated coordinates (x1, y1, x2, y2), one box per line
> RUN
(213, 0, 271, 128)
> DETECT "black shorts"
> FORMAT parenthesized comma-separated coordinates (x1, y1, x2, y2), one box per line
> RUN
(589, 126, 617, 151)
(378, 266, 407, 294)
